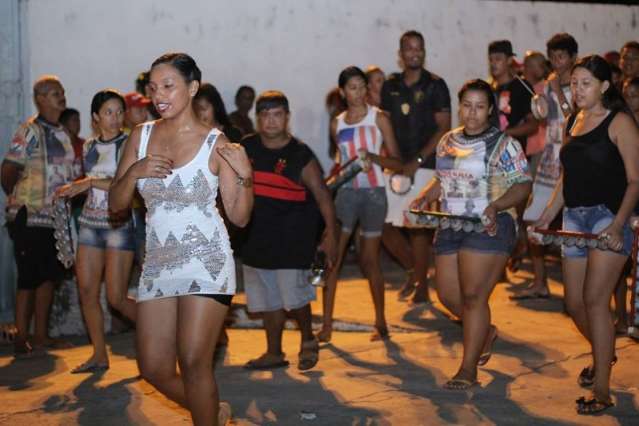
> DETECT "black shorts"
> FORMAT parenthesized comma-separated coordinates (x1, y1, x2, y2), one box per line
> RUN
(6, 208, 66, 290)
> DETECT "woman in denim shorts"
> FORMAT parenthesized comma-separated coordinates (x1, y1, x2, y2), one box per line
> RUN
(318, 66, 403, 342)
(57, 90, 136, 373)
(535, 56, 639, 414)
(412, 79, 532, 390)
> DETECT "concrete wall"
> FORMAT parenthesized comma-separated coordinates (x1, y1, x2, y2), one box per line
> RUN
(0, 0, 22, 323)
(22, 0, 639, 170)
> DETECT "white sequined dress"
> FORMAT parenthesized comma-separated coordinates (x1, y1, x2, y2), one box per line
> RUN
(136, 123, 235, 302)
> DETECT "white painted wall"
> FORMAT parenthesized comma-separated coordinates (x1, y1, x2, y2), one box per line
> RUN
(23, 0, 639, 171)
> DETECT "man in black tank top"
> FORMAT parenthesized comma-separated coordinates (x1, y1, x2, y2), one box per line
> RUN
(238, 91, 337, 371)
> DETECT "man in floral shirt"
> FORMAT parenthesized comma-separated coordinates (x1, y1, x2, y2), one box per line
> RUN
(1, 75, 77, 357)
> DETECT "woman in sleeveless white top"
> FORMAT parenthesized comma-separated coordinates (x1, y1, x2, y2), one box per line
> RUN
(318, 67, 403, 343)
(110, 53, 253, 425)
(136, 123, 235, 301)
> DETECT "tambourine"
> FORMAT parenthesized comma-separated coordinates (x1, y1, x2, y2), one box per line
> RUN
(528, 227, 618, 251)
(389, 173, 414, 195)
(409, 209, 493, 234)
(52, 197, 75, 268)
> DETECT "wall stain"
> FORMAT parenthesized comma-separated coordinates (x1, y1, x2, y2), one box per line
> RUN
(632, 11, 637, 29)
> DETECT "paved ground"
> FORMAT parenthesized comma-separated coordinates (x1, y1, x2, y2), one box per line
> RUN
(1, 254, 638, 425)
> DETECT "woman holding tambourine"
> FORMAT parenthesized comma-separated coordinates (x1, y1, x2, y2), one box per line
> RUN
(410, 79, 532, 390)
(317, 66, 402, 342)
(533, 55, 639, 415)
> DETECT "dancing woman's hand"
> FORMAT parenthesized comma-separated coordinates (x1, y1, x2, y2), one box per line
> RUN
(129, 154, 173, 179)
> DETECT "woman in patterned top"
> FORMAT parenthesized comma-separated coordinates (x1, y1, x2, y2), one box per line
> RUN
(57, 89, 136, 374)
(110, 53, 253, 425)
(411, 79, 532, 390)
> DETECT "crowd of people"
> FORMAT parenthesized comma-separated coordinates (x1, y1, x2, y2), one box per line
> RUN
(1, 29, 639, 424)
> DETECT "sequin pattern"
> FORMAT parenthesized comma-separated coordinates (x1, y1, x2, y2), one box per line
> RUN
(136, 124, 235, 301)
(141, 169, 215, 217)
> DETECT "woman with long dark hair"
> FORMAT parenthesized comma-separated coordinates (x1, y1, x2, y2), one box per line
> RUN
(535, 55, 639, 414)
(193, 83, 242, 143)
(411, 79, 532, 390)
(57, 89, 136, 373)
(110, 53, 253, 425)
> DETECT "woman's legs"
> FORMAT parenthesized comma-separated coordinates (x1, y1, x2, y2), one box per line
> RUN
(529, 242, 550, 294)
(137, 298, 185, 405)
(75, 244, 107, 364)
(562, 258, 590, 341)
(319, 230, 352, 339)
(451, 250, 508, 383)
(583, 249, 627, 402)
(359, 235, 387, 336)
(434, 254, 462, 318)
(177, 296, 228, 425)
(104, 249, 136, 322)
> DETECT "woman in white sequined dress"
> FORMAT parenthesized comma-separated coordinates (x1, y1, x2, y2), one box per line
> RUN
(110, 53, 253, 426)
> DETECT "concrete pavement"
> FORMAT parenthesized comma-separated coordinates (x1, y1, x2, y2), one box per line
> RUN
(1, 256, 638, 425)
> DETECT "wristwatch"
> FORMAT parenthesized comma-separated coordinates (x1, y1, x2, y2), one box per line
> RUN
(236, 175, 253, 188)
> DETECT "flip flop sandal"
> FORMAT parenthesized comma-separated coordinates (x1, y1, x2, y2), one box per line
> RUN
(478, 327, 498, 366)
(244, 354, 290, 370)
(298, 339, 320, 371)
(444, 378, 478, 390)
(71, 361, 110, 374)
(578, 356, 617, 388)
(576, 396, 614, 415)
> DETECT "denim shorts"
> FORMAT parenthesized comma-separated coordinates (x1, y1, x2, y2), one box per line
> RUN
(562, 204, 633, 258)
(335, 187, 387, 237)
(434, 213, 516, 256)
(78, 223, 136, 251)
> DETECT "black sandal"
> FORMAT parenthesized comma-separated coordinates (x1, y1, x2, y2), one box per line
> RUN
(576, 396, 614, 415)
(577, 355, 617, 388)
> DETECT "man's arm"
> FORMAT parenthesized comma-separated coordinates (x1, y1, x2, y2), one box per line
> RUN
(301, 158, 338, 268)
(404, 111, 451, 177)
(1, 160, 22, 196)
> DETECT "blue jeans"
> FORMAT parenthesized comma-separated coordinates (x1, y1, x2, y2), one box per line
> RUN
(562, 204, 633, 258)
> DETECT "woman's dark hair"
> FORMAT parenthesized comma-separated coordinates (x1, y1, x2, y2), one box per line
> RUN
(194, 83, 231, 128)
(338, 66, 368, 89)
(572, 54, 629, 113)
(458, 78, 496, 111)
(90, 89, 125, 116)
(59, 108, 79, 125)
(151, 52, 201, 84)
(256, 90, 289, 114)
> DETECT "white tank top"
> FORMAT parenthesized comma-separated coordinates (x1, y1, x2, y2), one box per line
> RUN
(335, 106, 385, 189)
(136, 122, 235, 301)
